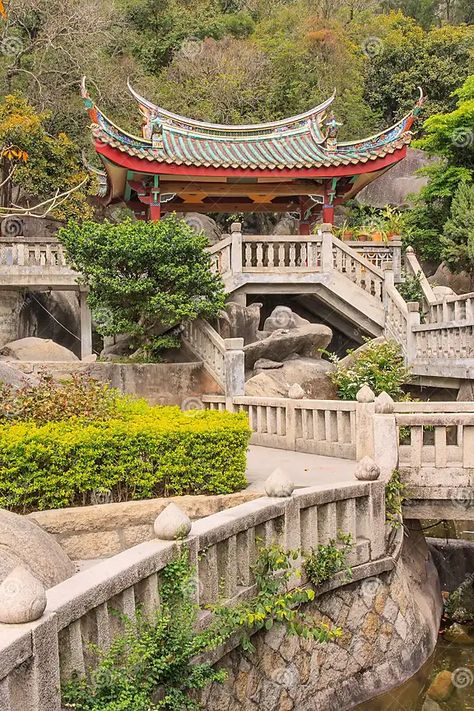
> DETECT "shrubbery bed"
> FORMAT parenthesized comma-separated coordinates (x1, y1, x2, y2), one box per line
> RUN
(0, 376, 251, 512)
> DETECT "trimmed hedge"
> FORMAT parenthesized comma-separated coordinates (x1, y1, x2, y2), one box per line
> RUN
(0, 406, 251, 513)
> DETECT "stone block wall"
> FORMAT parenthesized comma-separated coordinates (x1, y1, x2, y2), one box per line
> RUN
(203, 522, 442, 711)
(0, 292, 22, 346)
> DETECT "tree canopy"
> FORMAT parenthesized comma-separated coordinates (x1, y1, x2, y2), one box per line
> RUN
(58, 216, 226, 350)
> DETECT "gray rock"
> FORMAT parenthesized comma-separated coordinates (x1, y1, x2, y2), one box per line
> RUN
(355, 456, 381, 481)
(154, 503, 192, 540)
(244, 324, 333, 369)
(262, 306, 310, 334)
(357, 148, 434, 208)
(246, 357, 337, 399)
(21, 291, 81, 357)
(432, 285, 455, 297)
(264, 468, 294, 497)
(288, 383, 305, 399)
(421, 697, 442, 711)
(0, 337, 79, 362)
(0, 508, 75, 588)
(428, 262, 473, 295)
(217, 302, 262, 345)
(176, 212, 222, 245)
(0, 362, 38, 388)
(254, 358, 283, 370)
(0, 566, 46, 624)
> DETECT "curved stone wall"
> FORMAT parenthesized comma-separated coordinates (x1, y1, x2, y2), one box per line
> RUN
(203, 521, 442, 711)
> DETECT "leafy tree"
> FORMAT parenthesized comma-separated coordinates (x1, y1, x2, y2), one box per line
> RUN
(402, 74, 474, 263)
(440, 181, 474, 284)
(0, 94, 93, 219)
(361, 13, 474, 125)
(58, 215, 226, 350)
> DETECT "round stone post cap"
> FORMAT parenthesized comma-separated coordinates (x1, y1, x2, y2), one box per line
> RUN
(154, 503, 192, 540)
(355, 456, 381, 481)
(375, 391, 395, 413)
(356, 384, 375, 403)
(265, 468, 295, 497)
(0, 566, 47, 624)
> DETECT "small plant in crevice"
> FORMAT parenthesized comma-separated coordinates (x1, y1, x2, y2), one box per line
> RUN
(303, 533, 353, 587)
(385, 470, 406, 529)
(61, 542, 342, 711)
(396, 270, 427, 322)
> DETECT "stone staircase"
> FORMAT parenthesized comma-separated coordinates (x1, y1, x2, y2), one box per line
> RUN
(189, 223, 474, 393)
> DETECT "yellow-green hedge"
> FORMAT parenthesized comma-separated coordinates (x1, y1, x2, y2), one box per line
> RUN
(0, 406, 251, 512)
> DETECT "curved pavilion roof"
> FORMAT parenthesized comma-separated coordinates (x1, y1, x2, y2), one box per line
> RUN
(82, 79, 423, 173)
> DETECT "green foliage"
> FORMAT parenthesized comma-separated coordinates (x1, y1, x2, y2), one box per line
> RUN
(62, 543, 341, 710)
(58, 216, 226, 345)
(440, 181, 474, 279)
(385, 470, 406, 528)
(0, 372, 118, 424)
(329, 340, 410, 401)
(0, 94, 93, 218)
(446, 574, 474, 624)
(0, 401, 251, 512)
(403, 73, 474, 265)
(396, 271, 425, 304)
(304, 533, 353, 588)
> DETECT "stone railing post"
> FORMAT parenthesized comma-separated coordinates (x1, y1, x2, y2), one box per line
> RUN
(224, 337, 244, 408)
(230, 222, 242, 275)
(406, 301, 420, 365)
(391, 239, 402, 282)
(320, 223, 334, 272)
(373, 392, 398, 480)
(355, 385, 376, 461)
(79, 287, 93, 360)
(382, 263, 394, 308)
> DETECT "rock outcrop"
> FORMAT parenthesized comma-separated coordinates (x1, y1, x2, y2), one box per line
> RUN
(244, 324, 333, 370)
(246, 357, 337, 399)
(217, 302, 262, 344)
(0, 508, 75, 589)
(0, 337, 78, 361)
(428, 262, 473, 295)
(0, 362, 38, 388)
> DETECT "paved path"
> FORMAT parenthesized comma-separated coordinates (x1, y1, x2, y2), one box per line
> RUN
(246, 445, 357, 492)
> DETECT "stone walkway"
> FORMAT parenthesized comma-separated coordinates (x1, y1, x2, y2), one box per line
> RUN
(245, 445, 357, 492)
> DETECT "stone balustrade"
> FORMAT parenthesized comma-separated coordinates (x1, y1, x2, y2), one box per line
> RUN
(0, 481, 388, 711)
(331, 234, 385, 302)
(0, 235, 79, 289)
(203, 395, 357, 459)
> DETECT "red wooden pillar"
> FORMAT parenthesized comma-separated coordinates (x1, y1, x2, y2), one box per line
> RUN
(322, 179, 336, 224)
(322, 204, 335, 224)
(149, 175, 161, 221)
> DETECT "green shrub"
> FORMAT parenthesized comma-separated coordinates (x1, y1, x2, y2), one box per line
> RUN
(385, 470, 406, 529)
(0, 406, 251, 512)
(329, 340, 410, 401)
(0, 373, 119, 424)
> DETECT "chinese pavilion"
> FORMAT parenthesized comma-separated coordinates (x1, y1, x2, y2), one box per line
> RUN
(82, 79, 423, 234)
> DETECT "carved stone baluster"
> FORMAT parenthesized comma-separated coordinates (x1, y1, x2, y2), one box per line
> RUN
(289, 242, 296, 268)
(244, 242, 252, 268)
(256, 242, 263, 267)
(300, 242, 307, 267)
(278, 243, 285, 267)
(267, 242, 275, 268)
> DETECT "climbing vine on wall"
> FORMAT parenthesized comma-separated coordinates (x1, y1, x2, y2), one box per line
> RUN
(62, 541, 348, 710)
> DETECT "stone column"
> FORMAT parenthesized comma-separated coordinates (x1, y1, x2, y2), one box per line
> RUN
(230, 222, 242, 274)
(373, 392, 398, 480)
(224, 337, 244, 407)
(406, 301, 421, 366)
(391, 239, 402, 282)
(355, 385, 376, 461)
(320, 223, 334, 273)
(79, 288, 92, 360)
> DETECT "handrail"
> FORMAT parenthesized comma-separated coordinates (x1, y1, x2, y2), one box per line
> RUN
(331, 233, 384, 279)
(404, 247, 437, 306)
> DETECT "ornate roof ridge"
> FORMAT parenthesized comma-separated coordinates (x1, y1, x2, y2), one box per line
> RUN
(126, 79, 336, 136)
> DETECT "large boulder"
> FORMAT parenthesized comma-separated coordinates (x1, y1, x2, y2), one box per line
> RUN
(0, 337, 79, 361)
(0, 508, 74, 589)
(0, 361, 38, 388)
(20, 291, 81, 357)
(244, 324, 332, 370)
(246, 357, 337, 399)
(262, 306, 310, 333)
(217, 302, 262, 344)
(356, 148, 434, 208)
(428, 263, 473, 295)
(174, 212, 222, 245)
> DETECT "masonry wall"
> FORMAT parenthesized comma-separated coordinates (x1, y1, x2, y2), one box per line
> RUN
(203, 522, 442, 711)
(12, 361, 222, 405)
(0, 292, 22, 346)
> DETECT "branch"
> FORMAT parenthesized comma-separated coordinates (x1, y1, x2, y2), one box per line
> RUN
(0, 177, 88, 219)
